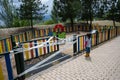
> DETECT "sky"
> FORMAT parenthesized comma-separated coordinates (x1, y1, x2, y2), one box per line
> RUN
(41, 0, 51, 4)
(13, 0, 53, 15)
(42, 0, 54, 15)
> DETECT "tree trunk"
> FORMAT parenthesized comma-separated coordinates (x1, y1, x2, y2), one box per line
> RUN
(112, 3, 116, 27)
(86, 20, 89, 24)
(89, 1, 92, 32)
(113, 19, 116, 27)
(89, 13, 92, 31)
(30, 9, 33, 29)
(70, 17, 74, 31)
(30, 18, 34, 39)
(30, 18, 33, 29)
(90, 20, 92, 31)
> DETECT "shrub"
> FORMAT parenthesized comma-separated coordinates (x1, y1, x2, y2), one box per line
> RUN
(43, 20, 56, 25)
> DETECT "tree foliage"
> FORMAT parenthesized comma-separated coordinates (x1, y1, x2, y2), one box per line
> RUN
(105, 0, 118, 26)
(116, 0, 120, 22)
(94, 0, 120, 25)
(81, 0, 99, 30)
(19, 0, 48, 28)
(51, 0, 60, 23)
(43, 20, 55, 25)
(51, 0, 81, 28)
(80, 0, 120, 27)
(0, 0, 14, 27)
(95, 0, 109, 18)
(0, 0, 30, 27)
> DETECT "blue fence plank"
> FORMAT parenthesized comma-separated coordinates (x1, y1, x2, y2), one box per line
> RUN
(5, 53, 14, 80)
(77, 37, 80, 52)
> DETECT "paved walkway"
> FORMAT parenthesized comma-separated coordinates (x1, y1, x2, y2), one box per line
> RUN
(27, 36, 120, 80)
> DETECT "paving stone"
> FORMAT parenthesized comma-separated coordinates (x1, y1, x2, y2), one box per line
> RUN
(26, 36, 120, 80)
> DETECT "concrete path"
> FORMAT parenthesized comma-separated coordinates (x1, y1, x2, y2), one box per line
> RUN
(26, 36, 120, 80)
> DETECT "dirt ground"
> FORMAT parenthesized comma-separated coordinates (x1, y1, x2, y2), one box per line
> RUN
(92, 20, 120, 26)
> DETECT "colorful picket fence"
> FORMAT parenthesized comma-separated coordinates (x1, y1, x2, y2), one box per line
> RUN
(76, 28, 118, 53)
(13, 33, 26, 43)
(117, 27, 120, 35)
(0, 62, 4, 80)
(0, 29, 57, 54)
(65, 25, 89, 33)
(0, 25, 91, 54)
(0, 26, 119, 55)
(92, 33, 97, 46)
(0, 37, 59, 80)
(0, 53, 16, 80)
(0, 26, 120, 80)
(22, 37, 58, 61)
(0, 37, 12, 54)
(77, 36, 86, 52)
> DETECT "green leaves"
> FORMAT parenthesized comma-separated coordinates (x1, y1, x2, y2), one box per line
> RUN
(51, 0, 81, 26)
(0, 0, 14, 27)
(19, 0, 48, 27)
(53, 32, 66, 38)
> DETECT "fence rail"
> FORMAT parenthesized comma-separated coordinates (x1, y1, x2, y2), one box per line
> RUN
(75, 27, 119, 54)
(22, 37, 59, 61)
(0, 25, 88, 54)
(0, 36, 59, 80)
(1, 25, 119, 54)
(0, 25, 120, 80)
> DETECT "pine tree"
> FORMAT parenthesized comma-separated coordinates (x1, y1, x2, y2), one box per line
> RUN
(51, 0, 60, 23)
(81, 0, 90, 24)
(96, 0, 109, 19)
(106, 0, 118, 26)
(0, 0, 14, 27)
(19, 0, 48, 28)
(116, 0, 120, 22)
(81, 0, 98, 31)
(51, 0, 81, 29)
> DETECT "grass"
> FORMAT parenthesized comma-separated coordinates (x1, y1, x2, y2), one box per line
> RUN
(34, 20, 120, 28)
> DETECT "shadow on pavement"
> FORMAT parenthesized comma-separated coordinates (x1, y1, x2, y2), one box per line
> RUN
(85, 57, 92, 62)
(24, 53, 71, 78)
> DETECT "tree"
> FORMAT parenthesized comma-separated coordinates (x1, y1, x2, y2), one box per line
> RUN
(116, 0, 120, 22)
(51, 0, 60, 23)
(95, 0, 109, 19)
(81, 0, 90, 24)
(51, 0, 81, 29)
(81, 0, 98, 31)
(0, 0, 14, 27)
(106, 0, 118, 26)
(19, 0, 48, 28)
